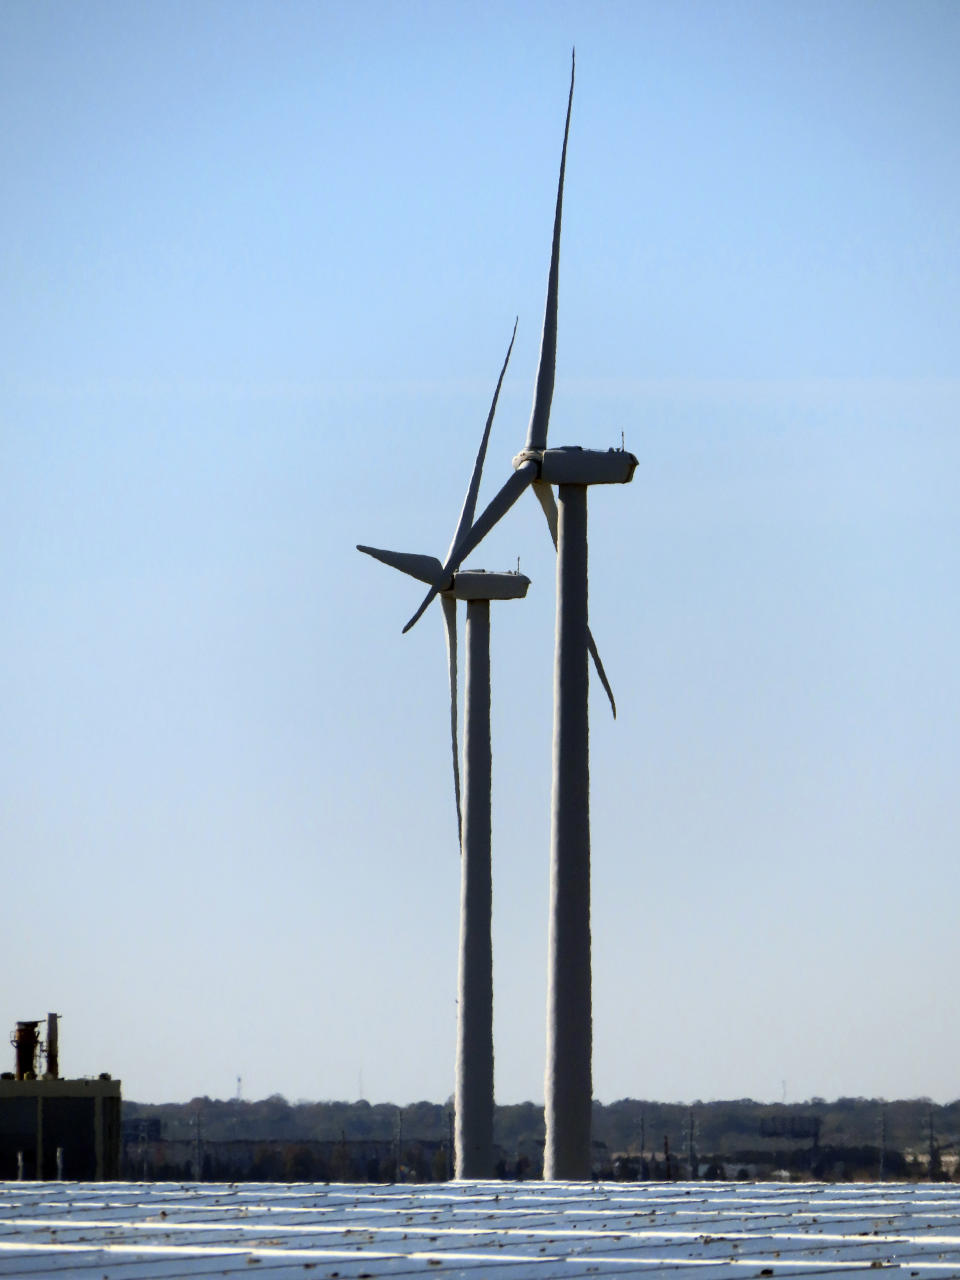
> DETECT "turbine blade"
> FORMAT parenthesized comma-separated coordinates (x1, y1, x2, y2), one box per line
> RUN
(452, 459, 539, 568)
(446, 318, 519, 564)
(402, 459, 538, 634)
(533, 478, 559, 549)
(357, 546, 445, 586)
(441, 594, 463, 850)
(587, 627, 617, 720)
(403, 584, 443, 636)
(534, 477, 616, 717)
(525, 49, 575, 454)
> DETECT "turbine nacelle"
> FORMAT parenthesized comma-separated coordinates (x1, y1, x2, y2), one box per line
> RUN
(445, 570, 530, 602)
(512, 446, 638, 487)
(357, 547, 530, 604)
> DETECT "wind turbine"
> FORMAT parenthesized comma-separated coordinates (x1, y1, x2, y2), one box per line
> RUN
(357, 325, 529, 1179)
(403, 52, 637, 1180)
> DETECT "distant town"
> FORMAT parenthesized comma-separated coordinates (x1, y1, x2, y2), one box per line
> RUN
(4, 1017, 957, 1185)
(120, 1095, 960, 1184)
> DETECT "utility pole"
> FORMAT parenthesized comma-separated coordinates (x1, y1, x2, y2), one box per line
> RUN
(929, 1108, 934, 1159)
(191, 1110, 203, 1182)
(687, 1107, 697, 1180)
(928, 1107, 941, 1180)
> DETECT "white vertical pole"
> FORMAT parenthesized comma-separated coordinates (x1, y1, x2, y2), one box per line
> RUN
(455, 598, 494, 1178)
(544, 483, 592, 1180)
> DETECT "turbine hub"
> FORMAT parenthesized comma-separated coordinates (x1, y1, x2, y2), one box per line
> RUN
(512, 448, 544, 473)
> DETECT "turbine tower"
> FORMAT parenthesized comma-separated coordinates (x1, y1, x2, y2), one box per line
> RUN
(404, 52, 637, 1180)
(358, 326, 529, 1178)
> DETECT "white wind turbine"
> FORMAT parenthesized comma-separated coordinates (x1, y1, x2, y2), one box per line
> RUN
(403, 52, 637, 1180)
(358, 325, 529, 1178)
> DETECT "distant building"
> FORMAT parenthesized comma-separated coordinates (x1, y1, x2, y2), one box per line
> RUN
(0, 1014, 121, 1180)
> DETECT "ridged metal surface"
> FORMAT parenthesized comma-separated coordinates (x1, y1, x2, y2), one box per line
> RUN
(2, 1180, 960, 1277)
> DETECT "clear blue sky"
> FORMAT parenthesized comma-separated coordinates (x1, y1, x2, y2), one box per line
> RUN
(2, 0, 958, 1107)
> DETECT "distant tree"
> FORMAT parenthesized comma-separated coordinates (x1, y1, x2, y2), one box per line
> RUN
(329, 1139, 353, 1181)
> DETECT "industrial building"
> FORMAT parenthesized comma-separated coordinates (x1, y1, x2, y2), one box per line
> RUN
(0, 1015, 121, 1180)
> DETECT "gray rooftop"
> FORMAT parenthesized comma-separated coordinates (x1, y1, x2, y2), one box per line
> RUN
(2, 1179, 960, 1277)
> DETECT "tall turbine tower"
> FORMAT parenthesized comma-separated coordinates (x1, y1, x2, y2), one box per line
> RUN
(358, 327, 529, 1178)
(404, 53, 637, 1180)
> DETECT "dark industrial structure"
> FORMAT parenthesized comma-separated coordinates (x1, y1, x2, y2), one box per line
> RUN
(0, 1014, 121, 1180)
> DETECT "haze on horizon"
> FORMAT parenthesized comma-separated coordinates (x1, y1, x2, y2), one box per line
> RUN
(1, 1, 958, 1108)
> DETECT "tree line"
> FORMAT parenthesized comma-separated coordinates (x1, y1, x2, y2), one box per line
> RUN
(121, 1094, 960, 1181)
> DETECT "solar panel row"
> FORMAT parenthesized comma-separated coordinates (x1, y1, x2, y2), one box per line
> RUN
(1, 1180, 959, 1278)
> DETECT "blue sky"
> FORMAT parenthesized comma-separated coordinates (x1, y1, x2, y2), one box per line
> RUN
(2, 0, 958, 1107)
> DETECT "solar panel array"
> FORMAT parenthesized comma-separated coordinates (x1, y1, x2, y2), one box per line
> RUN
(2, 1180, 960, 1278)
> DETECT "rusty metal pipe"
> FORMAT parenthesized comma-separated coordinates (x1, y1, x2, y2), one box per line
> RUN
(46, 1013, 59, 1079)
(13, 1022, 40, 1080)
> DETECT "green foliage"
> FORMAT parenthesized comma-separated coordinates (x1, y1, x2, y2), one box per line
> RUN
(122, 1094, 960, 1181)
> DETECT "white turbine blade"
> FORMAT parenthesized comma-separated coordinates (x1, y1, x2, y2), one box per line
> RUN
(534, 477, 616, 719)
(525, 49, 574, 454)
(533, 477, 559, 548)
(357, 545, 445, 586)
(441, 594, 463, 851)
(450, 459, 539, 568)
(587, 629, 617, 720)
(446, 318, 518, 564)
(403, 459, 538, 634)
